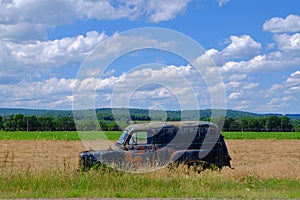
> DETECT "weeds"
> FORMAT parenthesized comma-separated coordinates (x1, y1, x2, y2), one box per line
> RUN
(0, 164, 299, 199)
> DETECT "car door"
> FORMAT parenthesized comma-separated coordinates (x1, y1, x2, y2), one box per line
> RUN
(124, 131, 156, 165)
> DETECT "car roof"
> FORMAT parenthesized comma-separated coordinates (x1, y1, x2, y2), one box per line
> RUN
(125, 121, 218, 132)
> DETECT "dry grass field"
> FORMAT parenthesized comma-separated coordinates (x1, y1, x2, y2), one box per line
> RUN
(0, 139, 299, 180)
(222, 140, 300, 180)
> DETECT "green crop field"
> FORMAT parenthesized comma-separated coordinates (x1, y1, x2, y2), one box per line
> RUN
(0, 131, 122, 140)
(0, 131, 299, 140)
(222, 131, 300, 139)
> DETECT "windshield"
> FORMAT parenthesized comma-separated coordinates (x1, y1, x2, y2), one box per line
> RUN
(117, 131, 128, 144)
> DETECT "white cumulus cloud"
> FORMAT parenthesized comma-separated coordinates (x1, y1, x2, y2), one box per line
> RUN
(0, 31, 107, 82)
(195, 35, 261, 66)
(146, 0, 191, 22)
(0, 0, 192, 42)
(263, 14, 300, 33)
(0, 77, 77, 109)
(220, 51, 300, 73)
(274, 33, 300, 52)
(257, 70, 300, 112)
(94, 64, 211, 110)
(220, 35, 261, 60)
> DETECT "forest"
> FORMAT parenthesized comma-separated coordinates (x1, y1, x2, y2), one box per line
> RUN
(0, 111, 299, 132)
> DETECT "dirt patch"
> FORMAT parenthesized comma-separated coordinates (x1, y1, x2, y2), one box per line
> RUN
(0, 139, 299, 179)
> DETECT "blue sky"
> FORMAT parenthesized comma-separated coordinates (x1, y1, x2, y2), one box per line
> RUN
(0, 0, 300, 114)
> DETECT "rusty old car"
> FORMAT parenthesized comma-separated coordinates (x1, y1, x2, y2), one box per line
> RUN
(79, 121, 231, 171)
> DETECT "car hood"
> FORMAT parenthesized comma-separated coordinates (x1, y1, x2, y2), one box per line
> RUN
(80, 149, 126, 165)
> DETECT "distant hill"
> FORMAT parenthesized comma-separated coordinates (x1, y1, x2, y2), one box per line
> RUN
(1, 107, 299, 120)
(286, 114, 300, 120)
(0, 108, 72, 117)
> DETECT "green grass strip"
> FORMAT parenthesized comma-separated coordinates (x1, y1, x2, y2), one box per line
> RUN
(0, 168, 299, 199)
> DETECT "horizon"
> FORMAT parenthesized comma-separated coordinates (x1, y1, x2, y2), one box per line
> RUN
(0, 107, 299, 116)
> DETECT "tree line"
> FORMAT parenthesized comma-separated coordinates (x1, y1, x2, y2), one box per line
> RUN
(0, 114, 125, 131)
(0, 114, 76, 131)
(222, 116, 295, 132)
(0, 113, 298, 132)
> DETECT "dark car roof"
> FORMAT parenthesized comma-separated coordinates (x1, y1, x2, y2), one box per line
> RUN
(125, 121, 218, 132)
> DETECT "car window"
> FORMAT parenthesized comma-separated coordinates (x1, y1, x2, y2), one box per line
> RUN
(129, 131, 149, 145)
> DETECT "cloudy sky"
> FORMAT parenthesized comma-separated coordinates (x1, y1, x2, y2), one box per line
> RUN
(0, 0, 299, 114)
